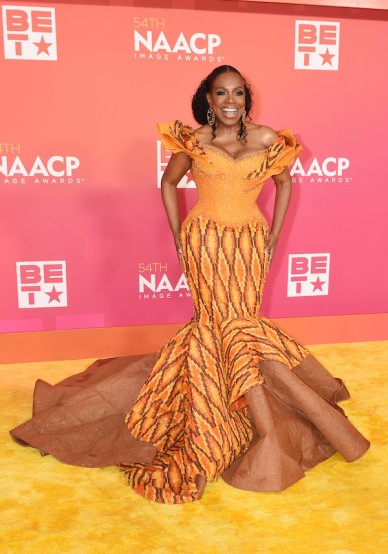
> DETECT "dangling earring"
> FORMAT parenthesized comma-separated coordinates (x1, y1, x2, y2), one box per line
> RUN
(238, 109, 247, 143)
(207, 107, 216, 126)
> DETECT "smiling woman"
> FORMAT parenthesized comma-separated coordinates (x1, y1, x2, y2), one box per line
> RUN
(11, 64, 370, 504)
(125, 64, 369, 501)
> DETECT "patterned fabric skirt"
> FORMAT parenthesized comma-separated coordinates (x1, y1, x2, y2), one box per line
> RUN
(123, 217, 369, 502)
(10, 217, 370, 504)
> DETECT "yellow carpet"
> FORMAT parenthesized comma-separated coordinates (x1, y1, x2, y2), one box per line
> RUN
(1, 342, 387, 554)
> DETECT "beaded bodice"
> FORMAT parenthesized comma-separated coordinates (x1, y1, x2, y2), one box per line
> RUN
(157, 121, 302, 226)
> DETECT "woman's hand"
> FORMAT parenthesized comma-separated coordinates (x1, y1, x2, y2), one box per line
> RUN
(174, 233, 184, 268)
(264, 232, 279, 268)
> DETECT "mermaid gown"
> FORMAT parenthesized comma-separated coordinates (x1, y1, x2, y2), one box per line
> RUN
(10, 121, 370, 504)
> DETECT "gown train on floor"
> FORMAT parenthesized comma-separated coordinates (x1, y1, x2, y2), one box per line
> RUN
(10, 121, 369, 504)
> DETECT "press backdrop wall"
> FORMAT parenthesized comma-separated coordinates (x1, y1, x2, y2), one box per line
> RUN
(1, 1, 387, 351)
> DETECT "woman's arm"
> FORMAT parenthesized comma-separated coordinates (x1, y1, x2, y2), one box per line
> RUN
(160, 151, 192, 264)
(265, 167, 292, 266)
(254, 126, 294, 266)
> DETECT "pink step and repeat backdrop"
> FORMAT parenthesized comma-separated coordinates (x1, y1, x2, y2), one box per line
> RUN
(0, 1, 387, 334)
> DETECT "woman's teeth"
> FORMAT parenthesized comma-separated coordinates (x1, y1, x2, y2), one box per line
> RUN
(222, 108, 238, 117)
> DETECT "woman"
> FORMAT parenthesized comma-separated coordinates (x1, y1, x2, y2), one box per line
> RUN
(11, 65, 369, 504)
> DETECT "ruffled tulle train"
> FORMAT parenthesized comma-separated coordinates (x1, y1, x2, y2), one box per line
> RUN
(10, 315, 369, 504)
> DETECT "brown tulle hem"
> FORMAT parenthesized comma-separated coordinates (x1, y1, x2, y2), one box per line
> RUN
(10, 351, 369, 503)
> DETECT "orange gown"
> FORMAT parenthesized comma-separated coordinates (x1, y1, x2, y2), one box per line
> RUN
(10, 121, 369, 504)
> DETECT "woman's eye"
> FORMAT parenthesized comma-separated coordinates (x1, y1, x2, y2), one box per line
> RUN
(214, 89, 244, 96)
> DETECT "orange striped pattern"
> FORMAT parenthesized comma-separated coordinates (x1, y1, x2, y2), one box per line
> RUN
(123, 217, 309, 503)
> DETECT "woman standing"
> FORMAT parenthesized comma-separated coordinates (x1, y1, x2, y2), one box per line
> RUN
(11, 65, 369, 504)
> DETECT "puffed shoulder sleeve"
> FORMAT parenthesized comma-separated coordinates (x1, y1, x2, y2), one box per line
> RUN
(267, 129, 302, 174)
(246, 129, 301, 181)
(157, 120, 206, 159)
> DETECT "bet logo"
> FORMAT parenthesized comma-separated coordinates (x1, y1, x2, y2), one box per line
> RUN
(16, 261, 67, 308)
(295, 20, 340, 71)
(287, 254, 330, 297)
(1, 5, 57, 60)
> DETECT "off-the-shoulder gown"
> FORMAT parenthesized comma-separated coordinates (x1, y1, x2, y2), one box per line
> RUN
(10, 121, 369, 504)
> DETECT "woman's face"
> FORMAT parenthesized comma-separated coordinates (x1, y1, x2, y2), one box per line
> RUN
(206, 71, 246, 126)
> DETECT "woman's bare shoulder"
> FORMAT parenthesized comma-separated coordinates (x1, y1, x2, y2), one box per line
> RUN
(194, 124, 212, 143)
(247, 123, 279, 147)
(245, 122, 278, 149)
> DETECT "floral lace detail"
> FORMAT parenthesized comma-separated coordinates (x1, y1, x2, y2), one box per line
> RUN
(169, 120, 206, 157)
